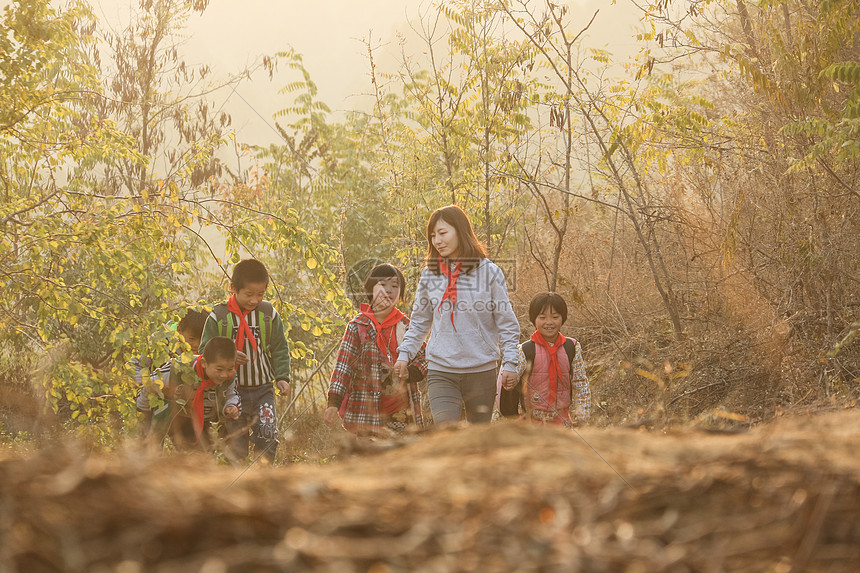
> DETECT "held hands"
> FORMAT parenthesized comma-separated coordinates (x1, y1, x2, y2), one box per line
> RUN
(224, 405, 240, 420)
(276, 379, 291, 396)
(392, 360, 409, 383)
(500, 370, 518, 390)
(323, 406, 341, 428)
(235, 351, 250, 365)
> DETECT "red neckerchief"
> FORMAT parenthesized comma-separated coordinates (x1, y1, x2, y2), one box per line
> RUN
(438, 258, 462, 330)
(226, 294, 258, 358)
(360, 303, 404, 363)
(530, 331, 566, 404)
(191, 356, 218, 440)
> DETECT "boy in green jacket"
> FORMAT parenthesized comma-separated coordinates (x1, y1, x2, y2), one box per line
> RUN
(199, 259, 291, 463)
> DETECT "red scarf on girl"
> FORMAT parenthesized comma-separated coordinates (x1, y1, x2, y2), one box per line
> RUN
(360, 303, 409, 415)
(226, 294, 258, 358)
(438, 258, 462, 329)
(530, 331, 566, 404)
(359, 303, 404, 362)
(191, 356, 218, 440)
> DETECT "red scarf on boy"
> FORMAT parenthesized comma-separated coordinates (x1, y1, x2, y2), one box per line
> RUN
(359, 303, 404, 362)
(191, 356, 218, 439)
(226, 294, 258, 358)
(530, 331, 566, 404)
(438, 258, 462, 329)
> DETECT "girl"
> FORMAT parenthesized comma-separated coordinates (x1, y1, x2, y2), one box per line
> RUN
(394, 205, 520, 425)
(501, 292, 591, 426)
(325, 264, 427, 435)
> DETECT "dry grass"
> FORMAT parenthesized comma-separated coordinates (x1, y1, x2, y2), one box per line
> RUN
(3, 408, 860, 571)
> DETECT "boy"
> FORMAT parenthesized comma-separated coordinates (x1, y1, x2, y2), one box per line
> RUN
(199, 259, 291, 463)
(134, 308, 208, 432)
(166, 336, 241, 449)
(500, 292, 590, 426)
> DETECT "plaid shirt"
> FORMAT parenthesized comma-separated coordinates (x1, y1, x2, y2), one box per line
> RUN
(328, 312, 427, 434)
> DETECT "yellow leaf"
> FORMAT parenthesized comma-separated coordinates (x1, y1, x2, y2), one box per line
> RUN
(713, 410, 750, 423)
(635, 368, 663, 387)
(306, 258, 318, 269)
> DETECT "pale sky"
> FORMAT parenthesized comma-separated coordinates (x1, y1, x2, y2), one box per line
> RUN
(6, 0, 643, 146)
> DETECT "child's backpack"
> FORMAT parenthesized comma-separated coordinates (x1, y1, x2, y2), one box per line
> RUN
(499, 338, 578, 417)
(212, 302, 275, 351)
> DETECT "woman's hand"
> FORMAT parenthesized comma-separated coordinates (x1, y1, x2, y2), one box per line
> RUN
(500, 370, 518, 390)
(393, 360, 409, 382)
(235, 351, 249, 365)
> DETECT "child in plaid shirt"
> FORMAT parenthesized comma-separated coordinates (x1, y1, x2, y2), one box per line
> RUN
(325, 264, 427, 435)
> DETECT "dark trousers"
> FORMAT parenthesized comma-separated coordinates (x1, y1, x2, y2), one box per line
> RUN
(227, 384, 279, 463)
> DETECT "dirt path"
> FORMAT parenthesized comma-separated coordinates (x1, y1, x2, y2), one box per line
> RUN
(2, 409, 859, 572)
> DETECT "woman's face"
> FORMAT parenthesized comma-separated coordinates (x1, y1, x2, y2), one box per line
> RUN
(431, 218, 460, 259)
(371, 276, 401, 314)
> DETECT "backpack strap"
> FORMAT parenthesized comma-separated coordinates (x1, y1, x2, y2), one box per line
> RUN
(256, 301, 274, 351)
(564, 338, 578, 401)
(212, 304, 232, 338)
(522, 340, 536, 364)
(213, 302, 274, 350)
(563, 338, 577, 365)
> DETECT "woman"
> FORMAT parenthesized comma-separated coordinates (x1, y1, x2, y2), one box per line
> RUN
(394, 205, 520, 424)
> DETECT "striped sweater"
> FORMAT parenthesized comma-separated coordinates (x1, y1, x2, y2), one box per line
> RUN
(199, 302, 291, 387)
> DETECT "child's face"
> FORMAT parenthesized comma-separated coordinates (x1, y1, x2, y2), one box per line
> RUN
(233, 280, 267, 311)
(534, 305, 564, 343)
(178, 327, 201, 354)
(202, 356, 237, 385)
(431, 218, 460, 259)
(371, 276, 401, 314)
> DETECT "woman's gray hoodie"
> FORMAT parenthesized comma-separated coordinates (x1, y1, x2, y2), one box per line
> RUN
(397, 258, 521, 374)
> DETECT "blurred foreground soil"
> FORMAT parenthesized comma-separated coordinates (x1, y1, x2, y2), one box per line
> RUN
(2, 409, 859, 572)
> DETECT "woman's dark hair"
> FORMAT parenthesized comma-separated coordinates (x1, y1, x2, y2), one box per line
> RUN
(528, 292, 568, 325)
(202, 336, 237, 363)
(424, 205, 487, 273)
(364, 264, 406, 305)
(231, 258, 269, 291)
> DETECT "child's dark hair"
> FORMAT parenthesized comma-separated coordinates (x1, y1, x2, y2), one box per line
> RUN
(364, 264, 406, 304)
(528, 292, 568, 325)
(202, 336, 237, 363)
(177, 309, 208, 337)
(231, 258, 269, 291)
(425, 205, 487, 273)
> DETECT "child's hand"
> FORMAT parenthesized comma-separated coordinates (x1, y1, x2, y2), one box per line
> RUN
(224, 405, 239, 420)
(500, 370, 518, 390)
(323, 406, 341, 428)
(392, 360, 409, 382)
(235, 351, 249, 365)
(276, 379, 290, 396)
